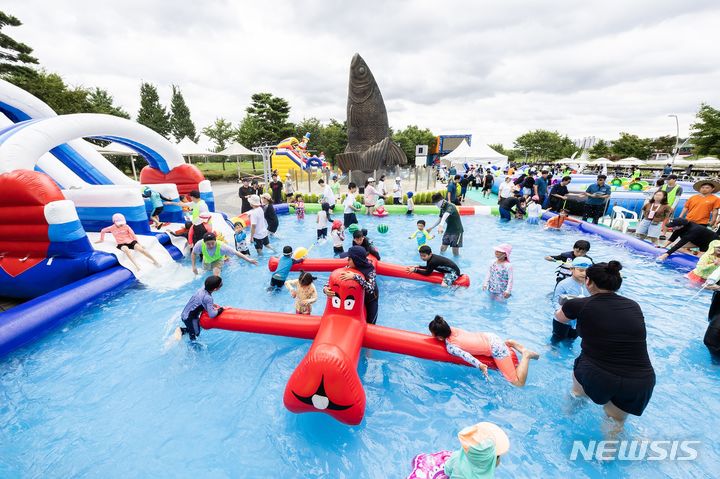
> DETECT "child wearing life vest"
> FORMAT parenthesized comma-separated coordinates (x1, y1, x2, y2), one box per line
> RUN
(482, 244, 513, 299)
(429, 315, 539, 387)
(191, 232, 257, 277)
(96, 213, 160, 271)
(285, 271, 318, 314)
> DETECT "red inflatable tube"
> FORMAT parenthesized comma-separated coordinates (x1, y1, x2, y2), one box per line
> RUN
(268, 257, 470, 287)
(457, 206, 477, 216)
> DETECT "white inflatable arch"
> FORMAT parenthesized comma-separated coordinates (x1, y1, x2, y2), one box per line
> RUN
(0, 114, 185, 174)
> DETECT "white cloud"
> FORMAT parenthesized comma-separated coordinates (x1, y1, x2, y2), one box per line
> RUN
(5, 0, 720, 148)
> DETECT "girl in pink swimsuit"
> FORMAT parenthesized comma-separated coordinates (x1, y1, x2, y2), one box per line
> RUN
(429, 315, 539, 387)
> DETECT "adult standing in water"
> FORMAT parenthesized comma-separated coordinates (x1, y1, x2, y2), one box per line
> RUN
(554, 261, 655, 427)
(427, 193, 464, 256)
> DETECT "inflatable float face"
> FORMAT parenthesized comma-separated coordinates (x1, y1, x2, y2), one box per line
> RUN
(283, 268, 368, 425)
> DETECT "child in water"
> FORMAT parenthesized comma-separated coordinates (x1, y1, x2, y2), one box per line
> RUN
(96, 213, 160, 270)
(429, 315, 539, 387)
(482, 244, 513, 299)
(175, 275, 224, 341)
(292, 193, 305, 220)
(167, 220, 192, 240)
(317, 202, 331, 240)
(545, 209, 569, 229)
(545, 239, 593, 283)
(270, 246, 304, 289)
(551, 257, 591, 342)
(406, 191, 415, 215)
(409, 219, 434, 250)
(525, 196, 542, 225)
(285, 271, 318, 314)
(330, 220, 345, 256)
(233, 220, 251, 256)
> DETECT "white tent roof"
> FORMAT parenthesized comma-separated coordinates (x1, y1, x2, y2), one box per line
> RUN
(614, 157, 645, 166)
(219, 142, 259, 156)
(176, 136, 220, 156)
(441, 139, 507, 165)
(589, 157, 611, 165)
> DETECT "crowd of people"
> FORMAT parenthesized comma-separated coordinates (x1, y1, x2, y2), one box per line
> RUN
(130, 164, 720, 479)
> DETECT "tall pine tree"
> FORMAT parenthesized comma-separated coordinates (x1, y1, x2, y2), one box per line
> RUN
(136, 82, 170, 138)
(0, 11, 39, 76)
(169, 85, 197, 142)
(246, 92, 294, 143)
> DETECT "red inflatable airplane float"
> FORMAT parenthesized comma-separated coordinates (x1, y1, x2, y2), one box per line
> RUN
(268, 256, 471, 288)
(200, 268, 515, 425)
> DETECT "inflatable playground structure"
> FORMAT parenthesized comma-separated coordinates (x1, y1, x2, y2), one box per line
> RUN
(271, 134, 327, 178)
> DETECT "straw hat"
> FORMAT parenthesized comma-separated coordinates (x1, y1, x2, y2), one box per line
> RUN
(458, 422, 510, 455)
(260, 192, 273, 202)
(693, 178, 720, 193)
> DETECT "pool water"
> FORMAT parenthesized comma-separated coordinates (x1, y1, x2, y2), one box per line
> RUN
(1, 213, 718, 478)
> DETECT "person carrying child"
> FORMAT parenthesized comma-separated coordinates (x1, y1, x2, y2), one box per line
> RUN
(498, 194, 526, 221)
(175, 275, 224, 341)
(192, 232, 257, 276)
(233, 219, 251, 255)
(270, 246, 305, 289)
(285, 271, 318, 314)
(96, 213, 160, 270)
(409, 220, 434, 250)
(428, 315, 539, 387)
(407, 245, 461, 287)
(330, 220, 345, 255)
(482, 244, 513, 299)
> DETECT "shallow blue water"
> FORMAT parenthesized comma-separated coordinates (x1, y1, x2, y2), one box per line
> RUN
(1, 213, 718, 478)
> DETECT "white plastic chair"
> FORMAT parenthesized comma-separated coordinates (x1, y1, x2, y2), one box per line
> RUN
(610, 206, 638, 233)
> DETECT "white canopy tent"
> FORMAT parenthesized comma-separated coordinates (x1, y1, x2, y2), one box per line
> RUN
(219, 142, 259, 156)
(589, 157, 611, 165)
(615, 157, 645, 166)
(176, 136, 221, 156)
(94, 141, 138, 155)
(440, 139, 508, 168)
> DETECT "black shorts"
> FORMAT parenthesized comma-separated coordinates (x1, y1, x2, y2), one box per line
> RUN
(317, 228, 328, 239)
(573, 355, 655, 416)
(442, 232, 463, 248)
(270, 277, 285, 288)
(151, 206, 164, 217)
(117, 241, 138, 250)
(333, 245, 344, 254)
(238, 249, 250, 256)
(253, 236, 270, 249)
(343, 213, 358, 228)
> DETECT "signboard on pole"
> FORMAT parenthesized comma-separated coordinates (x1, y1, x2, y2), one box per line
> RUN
(415, 156, 427, 167)
(415, 145, 428, 167)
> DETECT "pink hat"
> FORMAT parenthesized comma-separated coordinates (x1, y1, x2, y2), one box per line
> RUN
(493, 243, 512, 260)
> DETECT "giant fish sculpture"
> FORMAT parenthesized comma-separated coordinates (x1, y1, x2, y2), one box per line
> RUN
(336, 54, 407, 177)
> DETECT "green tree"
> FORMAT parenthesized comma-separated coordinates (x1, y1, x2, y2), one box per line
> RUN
(513, 129, 575, 161)
(245, 92, 294, 143)
(488, 143, 520, 162)
(4, 70, 91, 114)
(690, 103, 720, 156)
(87, 88, 129, 118)
(392, 125, 435, 162)
(136, 82, 170, 138)
(589, 139, 611, 158)
(235, 114, 263, 148)
(650, 135, 676, 154)
(317, 119, 347, 166)
(295, 117, 323, 151)
(169, 85, 197, 142)
(0, 11, 39, 76)
(611, 132, 652, 159)
(202, 118, 235, 152)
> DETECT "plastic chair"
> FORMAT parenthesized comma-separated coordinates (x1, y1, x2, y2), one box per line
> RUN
(610, 205, 638, 233)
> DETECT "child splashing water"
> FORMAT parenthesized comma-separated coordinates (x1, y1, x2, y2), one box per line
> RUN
(96, 213, 160, 271)
(428, 315, 539, 387)
(285, 271, 318, 314)
(482, 244, 513, 299)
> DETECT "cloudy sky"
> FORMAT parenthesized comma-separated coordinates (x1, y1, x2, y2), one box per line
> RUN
(5, 0, 720, 147)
